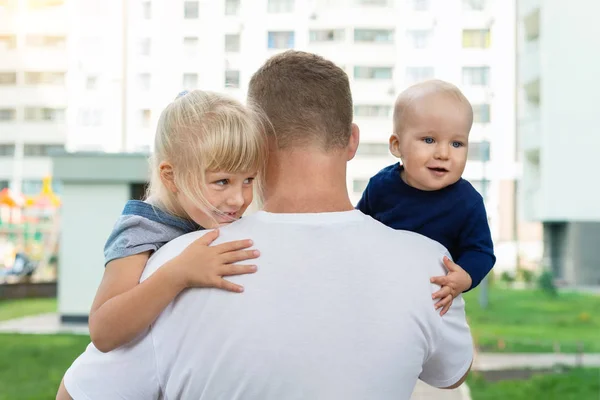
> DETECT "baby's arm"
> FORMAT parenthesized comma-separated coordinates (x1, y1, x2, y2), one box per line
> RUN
(89, 230, 259, 352)
(431, 199, 495, 314)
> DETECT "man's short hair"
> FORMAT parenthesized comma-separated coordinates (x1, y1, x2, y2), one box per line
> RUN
(248, 50, 353, 150)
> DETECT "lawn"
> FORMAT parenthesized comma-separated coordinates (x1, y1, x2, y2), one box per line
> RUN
(467, 367, 600, 400)
(0, 298, 57, 322)
(464, 287, 600, 353)
(0, 333, 90, 400)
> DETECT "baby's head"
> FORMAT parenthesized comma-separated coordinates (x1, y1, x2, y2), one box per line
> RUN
(148, 90, 269, 228)
(389, 79, 473, 191)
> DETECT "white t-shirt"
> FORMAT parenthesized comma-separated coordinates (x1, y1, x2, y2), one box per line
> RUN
(64, 210, 473, 400)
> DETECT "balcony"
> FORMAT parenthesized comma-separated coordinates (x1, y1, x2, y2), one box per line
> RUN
(519, 119, 541, 154)
(518, 0, 540, 20)
(519, 38, 540, 85)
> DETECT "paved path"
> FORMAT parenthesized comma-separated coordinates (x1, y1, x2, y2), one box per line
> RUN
(0, 312, 88, 335)
(474, 352, 600, 370)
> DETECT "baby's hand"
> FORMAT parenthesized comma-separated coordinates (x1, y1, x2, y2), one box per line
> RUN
(430, 256, 472, 316)
(168, 230, 259, 293)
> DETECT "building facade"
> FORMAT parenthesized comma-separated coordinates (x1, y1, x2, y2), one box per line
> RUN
(518, 0, 600, 285)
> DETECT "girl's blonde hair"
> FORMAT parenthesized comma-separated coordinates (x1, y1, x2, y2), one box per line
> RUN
(147, 90, 269, 224)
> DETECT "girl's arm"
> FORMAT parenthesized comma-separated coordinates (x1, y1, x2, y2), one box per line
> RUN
(88, 251, 186, 352)
(88, 230, 259, 352)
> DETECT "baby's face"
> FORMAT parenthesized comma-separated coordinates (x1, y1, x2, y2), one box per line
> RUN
(390, 93, 471, 191)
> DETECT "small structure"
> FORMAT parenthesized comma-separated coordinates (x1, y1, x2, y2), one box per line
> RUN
(53, 152, 149, 323)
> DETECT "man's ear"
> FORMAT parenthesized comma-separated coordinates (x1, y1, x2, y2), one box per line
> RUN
(389, 134, 402, 158)
(159, 162, 178, 193)
(347, 123, 360, 161)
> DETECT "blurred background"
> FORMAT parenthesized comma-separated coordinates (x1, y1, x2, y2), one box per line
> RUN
(0, 0, 598, 399)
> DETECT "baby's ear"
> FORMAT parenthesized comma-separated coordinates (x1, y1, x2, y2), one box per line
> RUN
(389, 134, 402, 158)
(159, 162, 178, 193)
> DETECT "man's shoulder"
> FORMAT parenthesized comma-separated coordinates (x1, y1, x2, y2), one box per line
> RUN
(363, 215, 450, 257)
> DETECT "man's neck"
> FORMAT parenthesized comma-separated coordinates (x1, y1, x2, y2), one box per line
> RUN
(262, 149, 355, 214)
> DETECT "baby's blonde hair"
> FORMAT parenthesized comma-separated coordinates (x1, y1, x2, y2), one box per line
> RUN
(393, 79, 473, 135)
(147, 90, 269, 223)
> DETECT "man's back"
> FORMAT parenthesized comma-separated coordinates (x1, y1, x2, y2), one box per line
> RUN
(139, 210, 472, 399)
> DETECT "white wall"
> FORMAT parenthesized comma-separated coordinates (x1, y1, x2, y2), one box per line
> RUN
(519, 0, 600, 222)
(538, 0, 600, 221)
(58, 183, 130, 316)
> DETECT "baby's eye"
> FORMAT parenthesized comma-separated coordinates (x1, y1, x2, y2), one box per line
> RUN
(423, 137, 434, 144)
(451, 141, 464, 148)
(214, 179, 229, 186)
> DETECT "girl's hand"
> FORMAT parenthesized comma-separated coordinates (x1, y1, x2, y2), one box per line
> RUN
(168, 230, 259, 293)
(430, 256, 472, 316)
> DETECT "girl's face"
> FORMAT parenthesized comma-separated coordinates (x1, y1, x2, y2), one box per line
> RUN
(176, 170, 257, 228)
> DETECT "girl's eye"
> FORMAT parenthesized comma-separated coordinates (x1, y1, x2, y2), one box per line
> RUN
(244, 177, 255, 184)
(214, 179, 228, 186)
(423, 137, 434, 144)
(451, 141, 464, 148)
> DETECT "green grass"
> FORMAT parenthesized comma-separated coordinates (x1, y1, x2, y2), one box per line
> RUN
(0, 298, 57, 322)
(467, 368, 600, 400)
(0, 333, 91, 400)
(464, 287, 600, 353)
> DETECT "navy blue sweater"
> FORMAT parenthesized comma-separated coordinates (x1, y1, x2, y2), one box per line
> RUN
(357, 163, 495, 291)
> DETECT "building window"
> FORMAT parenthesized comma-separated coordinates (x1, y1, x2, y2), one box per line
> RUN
(225, 0, 239, 15)
(225, 34, 240, 52)
(77, 108, 103, 127)
(462, 0, 487, 11)
(462, 29, 490, 49)
(24, 107, 66, 122)
(268, 31, 295, 49)
(138, 38, 151, 56)
(182, 73, 198, 89)
(139, 109, 152, 128)
(473, 104, 491, 123)
(407, 30, 431, 49)
(354, 66, 393, 80)
(467, 141, 490, 161)
(309, 29, 345, 43)
(0, 145, 16, 156)
(184, 1, 199, 19)
(225, 70, 240, 88)
(268, 0, 294, 13)
(86, 76, 98, 90)
(25, 35, 66, 49)
(355, 142, 390, 156)
(26, 0, 65, 8)
(462, 66, 490, 86)
(355, 0, 389, 5)
(183, 37, 199, 57)
(0, 35, 17, 50)
(23, 144, 65, 157)
(354, 105, 392, 118)
(141, 1, 151, 19)
(405, 67, 434, 84)
(137, 73, 151, 91)
(24, 71, 65, 85)
(0, 72, 17, 85)
(0, 109, 16, 121)
(354, 29, 394, 43)
(352, 179, 369, 193)
(412, 0, 429, 11)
